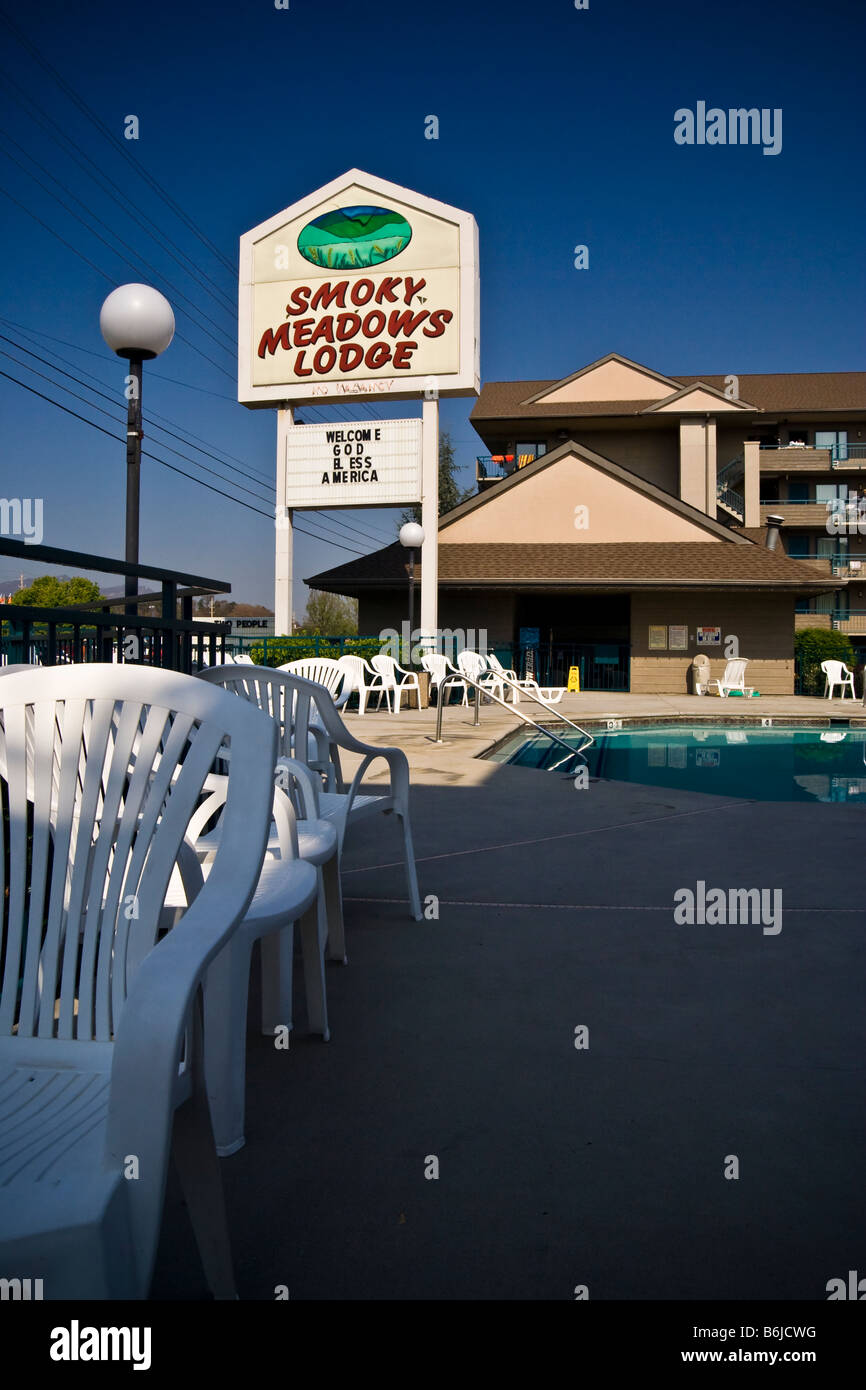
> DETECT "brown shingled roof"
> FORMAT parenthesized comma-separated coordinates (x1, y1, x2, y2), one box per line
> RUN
(307, 542, 833, 592)
(471, 372, 866, 421)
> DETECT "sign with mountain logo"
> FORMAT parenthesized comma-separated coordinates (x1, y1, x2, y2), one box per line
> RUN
(238, 170, 479, 406)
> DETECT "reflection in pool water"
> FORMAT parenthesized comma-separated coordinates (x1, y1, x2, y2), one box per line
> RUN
(491, 724, 866, 804)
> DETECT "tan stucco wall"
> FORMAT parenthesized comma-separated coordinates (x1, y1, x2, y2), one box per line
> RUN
(444, 451, 722, 544)
(679, 419, 716, 515)
(570, 427, 679, 494)
(653, 389, 745, 414)
(630, 592, 796, 694)
(538, 360, 673, 404)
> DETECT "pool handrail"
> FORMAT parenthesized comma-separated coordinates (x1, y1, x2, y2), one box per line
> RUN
(430, 669, 595, 763)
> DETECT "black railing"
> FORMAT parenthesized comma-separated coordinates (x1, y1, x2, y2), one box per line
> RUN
(494, 641, 631, 691)
(0, 538, 230, 673)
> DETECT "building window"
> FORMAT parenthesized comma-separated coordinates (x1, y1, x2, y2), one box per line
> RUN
(515, 442, 547, 469)
(787, 534, 811, 558)
(816, 483, 848, 504)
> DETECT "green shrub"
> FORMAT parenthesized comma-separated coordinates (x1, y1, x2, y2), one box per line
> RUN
(248, 635, 387, 667)
(794, 628, 855, 696)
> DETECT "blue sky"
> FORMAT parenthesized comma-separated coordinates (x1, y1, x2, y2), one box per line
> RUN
(1, 0, 863, 610)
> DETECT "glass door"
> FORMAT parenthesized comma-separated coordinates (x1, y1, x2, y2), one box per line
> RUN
(816, 430, 849, 461)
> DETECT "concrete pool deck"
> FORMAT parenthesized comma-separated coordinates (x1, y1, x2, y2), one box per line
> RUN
(153, 692, 866, 1300)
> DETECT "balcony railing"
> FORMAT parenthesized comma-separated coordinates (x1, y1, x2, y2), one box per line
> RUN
(717, 486, 744, 517)
(476, 455, 513, 482)
(476, 451, 544, 484)
(831, 556, 866, 577)
(758, 442, 866, 468)
(831, 443, 866, 468)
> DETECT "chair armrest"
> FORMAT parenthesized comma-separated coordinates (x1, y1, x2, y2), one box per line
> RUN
(271, 782, 300, 858)
(275, 754, 322, 818)
(342, 743, 411, 815)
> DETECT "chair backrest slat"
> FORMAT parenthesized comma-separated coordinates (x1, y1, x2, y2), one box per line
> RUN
(0, 665, 276, 1046)
(278, 658, 344, 698)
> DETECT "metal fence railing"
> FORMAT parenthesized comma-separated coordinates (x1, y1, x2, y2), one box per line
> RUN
(0, 538, 230, 673)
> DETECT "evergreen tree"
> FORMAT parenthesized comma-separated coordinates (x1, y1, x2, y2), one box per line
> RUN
(400, 431, 472, 527)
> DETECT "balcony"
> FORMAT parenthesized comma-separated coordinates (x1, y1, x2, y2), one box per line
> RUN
(831, 556, 866, 578)
(759, 499, 837, 527)
(759, 444, 866, 472)
(476, 451, 543, 491)
(832, 611, 866, 635)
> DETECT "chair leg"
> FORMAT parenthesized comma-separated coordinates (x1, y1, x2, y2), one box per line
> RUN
(298, 901, 329, 1039)
(323, 853, 347, 963)
(173, 992, 237, 1297)
(260, 923, 294, 1036)
(398, 811, 423, 921)
(204, 933, 255, 1157)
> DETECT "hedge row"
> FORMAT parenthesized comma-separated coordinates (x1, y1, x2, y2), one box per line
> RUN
(247, 636, 387, 668)
(794, 627, 855, 696)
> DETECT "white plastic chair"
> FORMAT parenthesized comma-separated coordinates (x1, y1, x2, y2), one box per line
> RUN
(278, 657, 346, 703)
(162, 767, 321, 1156)
(335, 653, 386, 715)
(821, 659, 856, 700)
(201, 666, 422, 921)
(457, 650, 506, 703)
(421, 653, 467, 707)
(705, 658, 752, 698)
(0, 663, 277, 1298)
(369, 654, 422, 713)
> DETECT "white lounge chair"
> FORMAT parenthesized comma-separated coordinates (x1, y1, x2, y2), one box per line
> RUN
(0, 664, 277, 1298)
(369, 654, 422, 712)
(485, 652, 567, 705)
(821, 659, 856, 701)
(705, 658, 753, 698)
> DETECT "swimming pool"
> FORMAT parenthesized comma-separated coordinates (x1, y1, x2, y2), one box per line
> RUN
(490, 723, 866, 804)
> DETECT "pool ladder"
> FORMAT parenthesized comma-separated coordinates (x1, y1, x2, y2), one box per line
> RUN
(429, 670, 595, 770)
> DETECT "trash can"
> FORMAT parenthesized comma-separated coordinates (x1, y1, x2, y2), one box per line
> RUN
(690, 653, 711, 695)
(406, 670, 430, 709)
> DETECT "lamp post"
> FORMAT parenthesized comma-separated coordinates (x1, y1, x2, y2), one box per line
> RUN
(100, 284, 174, 613)
(399, 521, 424, 666)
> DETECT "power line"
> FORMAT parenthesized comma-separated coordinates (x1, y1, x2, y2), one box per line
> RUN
(0, 343, 271, 505)
(0, 332, 276, 497)
(1, 68, 237, 315)
(0, 8, 236, 277)
(0, 139, 237, 352)
(0, 366, 370, 555)
(0, 182, 236, 384)
(0, 315, 238, 402)
(1, 323, 393, 550)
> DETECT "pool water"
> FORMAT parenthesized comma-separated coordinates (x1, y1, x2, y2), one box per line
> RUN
(491, 724, 866, 804)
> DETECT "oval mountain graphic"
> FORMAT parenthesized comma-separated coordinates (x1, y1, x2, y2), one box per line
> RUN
(297, 205, 412, 269)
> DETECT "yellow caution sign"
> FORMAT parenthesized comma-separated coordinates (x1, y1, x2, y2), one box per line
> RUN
(567, 665, 580, 693)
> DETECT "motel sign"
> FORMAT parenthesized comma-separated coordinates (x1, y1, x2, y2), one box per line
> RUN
(238, 170, 479, 637)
